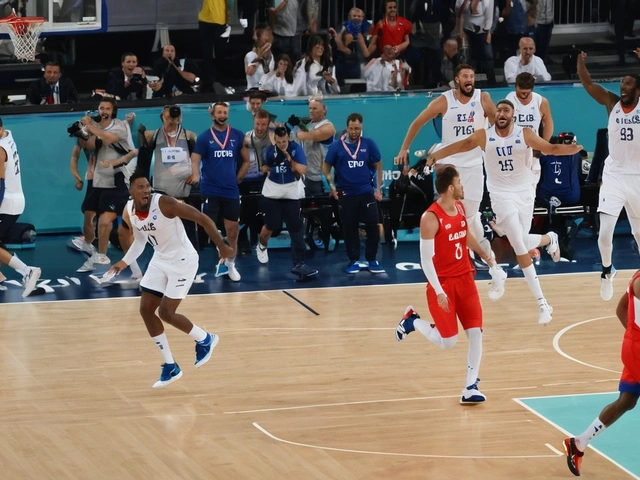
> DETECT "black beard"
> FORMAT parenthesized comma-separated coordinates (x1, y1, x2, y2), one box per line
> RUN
(620, 95, 636, 107)
(214, 118, 227, 126)
(495, 120, 511, 131)
(458, 85, 474, 98)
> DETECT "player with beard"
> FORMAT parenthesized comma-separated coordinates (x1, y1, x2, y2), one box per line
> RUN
(189, 102, 249, 282)
(108, 171, 233, 388)
(396, 64, 497, 272)
(427, 100, 583, 324)
(578, 52, 640, 301)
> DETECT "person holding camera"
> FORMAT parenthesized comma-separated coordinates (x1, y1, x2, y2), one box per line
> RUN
(106, 53, 147, 100)
(189, 102, 250, 282)
(75, 98, 137, 273)
(256, 125, 318, 278)
(149, 44, 200, 98)
(323, 113, 385, 274)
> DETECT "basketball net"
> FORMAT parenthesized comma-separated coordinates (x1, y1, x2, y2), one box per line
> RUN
(0, 12, 46, 62)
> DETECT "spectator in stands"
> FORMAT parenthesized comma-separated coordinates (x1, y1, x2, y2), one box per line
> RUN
(504, 36, 551, 83)
(534, 0, 554, 63)
(440, 38, 460, 86)
(496, 0, 528, 62)
(149, 44, 199, 98)
(259, 54, 301, 97)
(409, 0, 452, 87)
(270, 0, 300, 62)
(456, 0, 496, 85)
(364, 44, 404, 92)
(247, 91, 267, 117)
(198, 0, 228, 89)
(245, 25, 274, 91)
(26, 61, 78, 105)
(329, 8, 371, 87)
(106, 53, 147, 100)
(613, 0, 636, 65)
(367, 0, 412, 58)
(298, 35, 338, 96)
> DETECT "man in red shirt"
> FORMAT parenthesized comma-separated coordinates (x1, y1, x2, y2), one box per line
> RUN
(395, 165, 506, 404)
(368, 0, 412, 58)
(563, 270, 640, 476)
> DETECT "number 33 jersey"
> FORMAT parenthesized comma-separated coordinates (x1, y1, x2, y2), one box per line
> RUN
(427, 201, 474, 278)
(607, 101, 640, 176)
(126, 194, 196, 261)
(484, 124, 532, 193)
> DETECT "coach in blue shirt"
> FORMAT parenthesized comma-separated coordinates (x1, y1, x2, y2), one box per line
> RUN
(256, 126, 318, 278)
(190, 102, 249, 282)
(324, 113, 385, 274)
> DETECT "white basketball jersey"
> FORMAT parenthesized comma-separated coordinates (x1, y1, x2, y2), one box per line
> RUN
(440, 89, 486, 168)
(484, 125, 532, 193)
(606, 101, 640, 175)
(126, 194, 196, 260)
(505, 91, 543, 132)
(0, 130, 25, 215)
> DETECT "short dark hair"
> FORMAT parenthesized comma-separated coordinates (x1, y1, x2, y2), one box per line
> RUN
(44, 61, 61, 70)
(346, 112, 363, 125)
(99, 97, 118, 118)
(249, 91, 267, 102)
(254, 109, 271, 120)
(435, 165, 459, 194)
(129, 169, 149, 186)
(120, 52, 137, 62)
(454, 63, 475, 77)
(274, 125, 288, 137)
(625, 74, 640, 89)
(515, 72, 535, 90)
(496, 99, 515, 110)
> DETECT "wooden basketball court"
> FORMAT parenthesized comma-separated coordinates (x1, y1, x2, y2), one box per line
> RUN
(0, 271, 636, 479)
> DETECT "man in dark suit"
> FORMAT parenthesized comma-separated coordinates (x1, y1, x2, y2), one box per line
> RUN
(106, 52, 147, 100)
(150, 44, 199, 98)
(26, 62, 79, 105)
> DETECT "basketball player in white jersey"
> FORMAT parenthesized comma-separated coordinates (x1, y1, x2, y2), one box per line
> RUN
(505, 72, 554, 191)
(577, 52, 640, 301)
(107, 171, 233, 388)
(427, 100, 583, 324)
(396, 64, 497, 262)
(0, 117, 41, 297)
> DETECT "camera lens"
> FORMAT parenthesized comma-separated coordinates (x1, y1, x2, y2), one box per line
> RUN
(169, 106, 181, 118)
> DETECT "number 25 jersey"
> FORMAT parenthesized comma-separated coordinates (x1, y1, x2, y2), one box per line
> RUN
(427, 201, 473, 278)
(484, 125, 531, 193)
(607, 101, 640, 175)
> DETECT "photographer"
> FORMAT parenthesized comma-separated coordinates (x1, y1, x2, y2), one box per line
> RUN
(256, 125, 318, 278)
(107, 53, 147, 100)
(150, 44, 200, 98)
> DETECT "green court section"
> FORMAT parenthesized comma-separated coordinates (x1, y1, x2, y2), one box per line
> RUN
(519, 392, 640, 478)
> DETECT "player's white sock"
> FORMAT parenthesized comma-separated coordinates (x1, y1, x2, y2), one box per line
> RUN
(8, 254, 29, 276)
(575, 417, 606, 451)
(188, 325, 207, 342)
(465, 327, 482, 387)
(152, 333, 175, 364)
(522, 264, 544, 301)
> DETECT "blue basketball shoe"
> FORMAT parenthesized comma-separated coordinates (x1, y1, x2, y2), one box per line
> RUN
(152, 363, 183, 389)
(195, 332, 219, 368)
(396, 305, 419, 341)
(460, 378, 486, 404)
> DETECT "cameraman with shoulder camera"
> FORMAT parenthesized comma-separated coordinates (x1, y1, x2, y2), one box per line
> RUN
(75, 98, 137, 273)
(256, 125, 318, 278)
(107, 53, 148, 100)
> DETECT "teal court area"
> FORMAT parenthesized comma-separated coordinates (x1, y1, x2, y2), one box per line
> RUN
(517, 392, 640, 479)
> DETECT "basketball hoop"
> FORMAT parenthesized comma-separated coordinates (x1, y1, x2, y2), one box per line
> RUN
(0, 13, 46, 62)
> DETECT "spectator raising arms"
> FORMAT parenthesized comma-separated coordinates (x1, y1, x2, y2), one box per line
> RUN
(245, 25, 274, 90)
(150, 44, 200, 98)
(296, 35, 338, 96)
(259, 54, 301, 97)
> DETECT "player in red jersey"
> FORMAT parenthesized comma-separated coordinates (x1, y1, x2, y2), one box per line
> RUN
(395, 165, 506, 404)
(563, 269, 640, 476)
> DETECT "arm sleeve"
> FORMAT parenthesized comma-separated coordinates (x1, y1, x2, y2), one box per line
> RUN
(121, 227, 147, 265)
(420, 238, 445, 295)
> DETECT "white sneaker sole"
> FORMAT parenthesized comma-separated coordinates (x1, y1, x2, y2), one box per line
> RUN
(22, 267, 41, 298)
(195, 334, 219, 368)
(152, 370, 183, 388)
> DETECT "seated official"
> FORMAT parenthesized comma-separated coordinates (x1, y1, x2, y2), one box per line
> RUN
(106, 52, 147, 100)
(26, 61, 78, 105)
(150, 44, 199, 98)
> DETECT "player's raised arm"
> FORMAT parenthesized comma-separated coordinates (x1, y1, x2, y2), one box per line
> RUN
(577, 51, 619, 113)
(396, 95, 448, 166)
(428, 129, 487, 166)
(522, 128, 583, 156)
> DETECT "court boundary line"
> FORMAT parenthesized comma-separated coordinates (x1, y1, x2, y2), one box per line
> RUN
(552, 316, 622, 374)
(513, 397, 640, 479)
(252, 422, 561, 460)
(6, 269, 636, 306)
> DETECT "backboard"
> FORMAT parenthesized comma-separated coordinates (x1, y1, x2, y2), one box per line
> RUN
(0, 0, 107, 38)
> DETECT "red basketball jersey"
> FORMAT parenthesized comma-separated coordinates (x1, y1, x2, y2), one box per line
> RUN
(626, 270, 640, 339)
(427, 200, 474, 278)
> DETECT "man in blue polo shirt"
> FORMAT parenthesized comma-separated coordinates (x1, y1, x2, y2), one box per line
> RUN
(189, 102, 249, 281)
(256, 125, 318, 278)
(323, 112, 385, 274)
